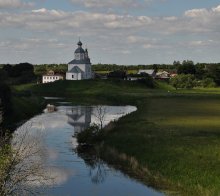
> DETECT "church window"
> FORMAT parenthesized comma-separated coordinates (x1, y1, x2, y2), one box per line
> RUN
(72, 75, 74, 78)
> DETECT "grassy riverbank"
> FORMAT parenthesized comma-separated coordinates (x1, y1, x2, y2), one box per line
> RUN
(16, 80, 220, 195)
(3, 85, 45, 129)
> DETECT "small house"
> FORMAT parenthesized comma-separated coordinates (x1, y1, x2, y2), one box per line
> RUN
(155, 71, 170, 80)
(138, 69, 156, 78)
(42, 70, 64, 84)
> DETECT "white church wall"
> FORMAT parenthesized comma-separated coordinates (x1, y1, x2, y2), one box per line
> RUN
(68, 64, 86, 72)
(66, 72, 82, 80)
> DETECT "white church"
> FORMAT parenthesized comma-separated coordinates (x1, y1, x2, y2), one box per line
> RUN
(66, 40, 92, 80)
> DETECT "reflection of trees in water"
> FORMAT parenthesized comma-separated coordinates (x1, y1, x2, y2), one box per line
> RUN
(76, 146, 107, 184)
(0, 122, 53, 196)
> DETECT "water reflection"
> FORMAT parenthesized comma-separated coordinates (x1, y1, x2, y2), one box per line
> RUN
(13, 105, 163, 196)
(76, 146, 108, 185)
(67, 106, 92, 133)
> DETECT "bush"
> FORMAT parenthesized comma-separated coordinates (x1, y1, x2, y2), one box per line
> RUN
(170, 74, 196, 89)
(76, 124, 101, 144)
(0, 83, 12, 116)
(137, 74, 155, 88)
(200, 78, 216, 88)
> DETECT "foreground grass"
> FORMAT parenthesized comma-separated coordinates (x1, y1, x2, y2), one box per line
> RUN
(100, 97, 220, 195)
(15, 80, 220, 195)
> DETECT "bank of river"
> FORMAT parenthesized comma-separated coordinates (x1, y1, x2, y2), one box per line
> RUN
(13, 103, 164, 195)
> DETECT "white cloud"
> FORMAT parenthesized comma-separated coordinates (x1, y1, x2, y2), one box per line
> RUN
(1, 4, 220, 64)
(70, 0, 146, 9)
(185, 8, 208, 18)
(0, 0, 33, 9)
(212, 5, 220, 12)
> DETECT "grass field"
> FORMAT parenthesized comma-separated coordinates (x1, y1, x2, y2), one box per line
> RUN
(100, 97, 220, 195)
(14, 80, 220, 195)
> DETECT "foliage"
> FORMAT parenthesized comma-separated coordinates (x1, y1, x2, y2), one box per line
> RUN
(93, 106, 107, 129)
(170, 74, 217, 89)
(0, 83, 12, 116)
(200, 78, 216, 88)
(77, 124, 101, 144)
(205, 64, 220, 85)
(1, 63, 36, 85)
(108, 71, 126, 79)
(170, 74, 196, 89)
(0, 128, 53, 195)
(92, 63, 176, 72)
(177, 60, 196, 75)
(137, 74, 155, 88)
(34, 64, 67, 76)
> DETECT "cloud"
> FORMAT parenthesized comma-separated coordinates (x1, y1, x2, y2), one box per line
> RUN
(0, 4, 219, 36)
(0, 0, 34, 9)
(0, 8, 153, 33)
(69, 0, 149, 9)
(1, 4, 220, 63)
(0, 38, 66, 51)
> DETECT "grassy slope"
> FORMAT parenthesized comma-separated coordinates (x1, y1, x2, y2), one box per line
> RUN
(18, 80, 220, 195)
(4, 85, 45, 128)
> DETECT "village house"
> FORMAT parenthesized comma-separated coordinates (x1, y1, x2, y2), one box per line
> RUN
(42, 70, 64, 83)
(66, 40, 92, 80)
(155, 71, 170, 81)
(127, 69, 156, 81)
(138, 69, 156, 78)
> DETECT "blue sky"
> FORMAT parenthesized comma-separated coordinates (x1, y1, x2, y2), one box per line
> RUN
(0, 0, 220, 65)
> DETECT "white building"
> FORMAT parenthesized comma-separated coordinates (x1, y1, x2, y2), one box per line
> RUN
(156, 71, 170, 79)
(42, 70, 63, 84)
(138, 69, 156, 78)
(66, 40, 92, 80)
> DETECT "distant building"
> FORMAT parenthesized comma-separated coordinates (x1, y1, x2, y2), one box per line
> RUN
(170, 73, 178, 78)
(66, 40, 92, 80)
(155, 71, 170, 80)
(42, 70, 64, 83)
(127, 74, 145, 81)
(138, 69, 156, 78)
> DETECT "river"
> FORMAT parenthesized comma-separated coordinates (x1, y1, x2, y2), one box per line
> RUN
(13, 102, 164, 196)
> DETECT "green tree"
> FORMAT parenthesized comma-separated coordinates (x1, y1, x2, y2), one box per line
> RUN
(206, 64, 220, 85)
(170, 74, 196, 89)
(201, 78, 216, 88)
(177, 60, 196, 75)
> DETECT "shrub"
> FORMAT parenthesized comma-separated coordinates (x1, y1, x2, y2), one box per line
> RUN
(76, 124, 101, 144)
(137, 74, 155, 88)
(170, 74, 196, 89)
(201, 78, 216, 88)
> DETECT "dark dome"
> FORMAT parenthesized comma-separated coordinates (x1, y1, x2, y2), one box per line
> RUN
(75, 47, 85, 53)
(78, 41, 82, 46)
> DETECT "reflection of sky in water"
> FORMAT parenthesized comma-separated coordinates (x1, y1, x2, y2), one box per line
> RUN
(14, 105, 163, 196)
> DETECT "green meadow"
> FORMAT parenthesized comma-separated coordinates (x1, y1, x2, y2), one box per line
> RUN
(14, 80, 220, 195)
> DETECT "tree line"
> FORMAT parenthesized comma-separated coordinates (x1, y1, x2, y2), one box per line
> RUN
(171, 60, 220, 89)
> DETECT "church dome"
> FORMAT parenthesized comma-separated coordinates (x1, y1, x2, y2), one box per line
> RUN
(75, 47, 85, 54)
(75, 40, 85, 53)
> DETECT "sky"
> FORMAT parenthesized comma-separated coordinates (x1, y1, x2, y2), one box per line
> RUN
(0, 0, 220, 65)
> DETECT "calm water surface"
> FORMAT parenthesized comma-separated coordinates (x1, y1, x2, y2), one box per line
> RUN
(14, 104, 164, 196)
